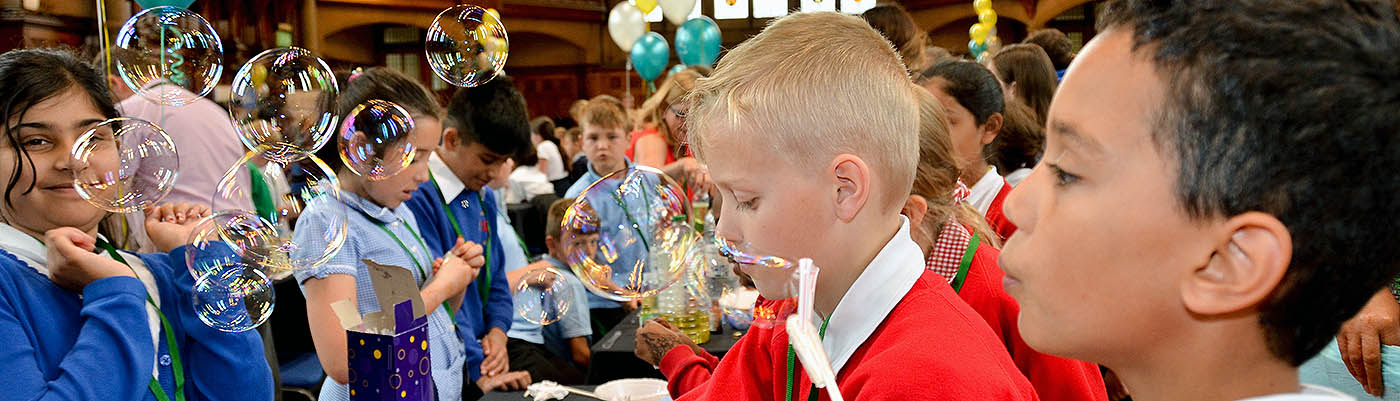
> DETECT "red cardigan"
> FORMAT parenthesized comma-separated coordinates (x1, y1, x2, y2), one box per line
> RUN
(660, 270, 1038, 401)
(985, 181, 1018, 241)
(959, 242, 1109, 401)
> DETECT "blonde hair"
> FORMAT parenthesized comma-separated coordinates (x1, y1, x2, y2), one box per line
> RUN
(909, 88, 1000, 248)
(579, 97, 630, 133)
(687, 12, 919, 211)
(637, 68, 707, 150)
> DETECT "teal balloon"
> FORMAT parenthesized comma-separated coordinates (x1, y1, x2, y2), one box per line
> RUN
(136, 0, 195, 8)
(630, 32, 670, 82)
(969, 39, 987, 58)
(675, 17, 721, 67)
(669, 64, 687, 77)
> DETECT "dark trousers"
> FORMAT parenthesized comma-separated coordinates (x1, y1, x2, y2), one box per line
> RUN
(507, 338, 585, 385)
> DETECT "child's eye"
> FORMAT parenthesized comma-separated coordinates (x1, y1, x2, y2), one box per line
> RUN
(737, 198, 758, 210)
(20, 137, 52, 150)
(1047, 163, 1080, 187)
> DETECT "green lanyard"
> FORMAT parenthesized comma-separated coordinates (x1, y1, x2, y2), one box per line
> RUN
(95, 240, 186, 401)
(371, 219, 455, 320)
(784, 316, 830, 401)
(950, 232, 980, 293)
(429, 172, 494, 305)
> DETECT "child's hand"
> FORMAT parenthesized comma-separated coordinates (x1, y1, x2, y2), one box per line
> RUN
(449, 237, 485, 269)
(476, 370, 530, 392)
(634, 317, 698, 366)
(1338, 288, 1400, 396)
(144, 202, 211, 252)
(44, 227, 134, 292)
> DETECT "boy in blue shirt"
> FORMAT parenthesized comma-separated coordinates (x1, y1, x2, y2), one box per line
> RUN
(405, 76, 534, 396)
(505, 198, 595, 384)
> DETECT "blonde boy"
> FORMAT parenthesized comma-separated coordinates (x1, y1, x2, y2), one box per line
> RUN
(633, 12, 1035, 400)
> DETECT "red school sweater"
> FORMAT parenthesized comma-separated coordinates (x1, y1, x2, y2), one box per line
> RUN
(659, 269, 1039, 401)
(985, 181, 1019, 241)
(958, 243, 1108, 401)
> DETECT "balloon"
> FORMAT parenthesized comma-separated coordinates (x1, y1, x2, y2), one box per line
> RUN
(114, 6, 223, 106)
(977, 52, 990, 64)
(979, 9, 997, 27)
(659, 0, 697, 25)
(969, 23, 990, 44)
(135, 0, 194, 8)
(973, 0, 992, 13)
(669, 64, 687, 77)
(486, 7, 500, 20)
(675, 16, 721, 67)
(608, 2, 646, 52)
(986, 36, 1003, 55)
(425, 5, 509, 88)
(968, 39, 987, 58)
(630, 32, 670, 82)
(636, 0, 659, 14)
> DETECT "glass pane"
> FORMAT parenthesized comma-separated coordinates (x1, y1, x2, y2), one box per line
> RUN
(800, 0, 834, 13)
(753, 0, 787, 18)
(714, 0, 749, 20)
(840, 0, 875, 14)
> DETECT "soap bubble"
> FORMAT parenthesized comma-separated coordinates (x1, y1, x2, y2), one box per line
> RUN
(70, 117, 179, 213)
(184, 210, 283, 278)
(563, 166, 696, 301)
(338, 99, 417, 180)
(193, 261, 275, 332)
(113, 6, 223, 106)
(228, 47, 339, 163)
(425, 4, 509, 87)
(211, 152, 347, 272)
(513, 267, 575, 326)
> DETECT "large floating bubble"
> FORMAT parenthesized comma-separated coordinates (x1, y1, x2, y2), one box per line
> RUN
(563, 166, 696, 301)
(70, 118, 179, 213)
(211, 152, 347, 272)
(113, 6, 223, 106)
(185, 210, 283, 278)
(425, 4, 509, 87)
(193, 262, 275, 332)
(338, 99, 417, 180)
(228, 47, 339, 163)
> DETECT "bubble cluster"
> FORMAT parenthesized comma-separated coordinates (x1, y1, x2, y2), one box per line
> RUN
(425, 5, 509, 87)
(70, 118, 179, 213)
(211, 152, 347, 273)
(192, 262, 275, 332)
(338, 100, 417, 180)
(184, 210, 282, 278)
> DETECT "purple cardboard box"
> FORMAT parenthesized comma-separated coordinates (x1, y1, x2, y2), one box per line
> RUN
(333, 261, 433, 401)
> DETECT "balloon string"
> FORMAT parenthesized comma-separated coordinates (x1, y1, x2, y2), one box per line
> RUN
(97, 0, 111, 76)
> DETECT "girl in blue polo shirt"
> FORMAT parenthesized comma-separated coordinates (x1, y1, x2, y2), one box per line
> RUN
(0, 48, 273, 401)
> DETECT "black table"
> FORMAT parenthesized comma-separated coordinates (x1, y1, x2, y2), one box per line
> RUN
(480, 385, 598, 401)
(584, 310, 744, 384)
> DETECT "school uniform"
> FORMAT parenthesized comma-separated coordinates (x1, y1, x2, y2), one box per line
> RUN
(502, 253, 592, 384)
(927, 219, 1108, 401)
(404, 152, 513, 383)
(968, 166, 1018, 241)
(293, 193, 467, 401)
(0, 223, 273, 401)
(658, 218, 1037, 400)
(1238, 385, 1353, 401)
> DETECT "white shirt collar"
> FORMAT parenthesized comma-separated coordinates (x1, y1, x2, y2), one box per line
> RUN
(967, 166, 1004, 215)
(429, 152, 467, 201)
(819, 216, 926, 374)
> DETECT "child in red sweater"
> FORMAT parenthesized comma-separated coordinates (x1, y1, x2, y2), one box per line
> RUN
(901, 88, 1107, 401)
(999, 1, 1400, 400)
(631, 11, 1036, 401)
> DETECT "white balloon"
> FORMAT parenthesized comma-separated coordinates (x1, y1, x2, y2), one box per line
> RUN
(660, 0, 697, 25)
(608, 2, 646, 52)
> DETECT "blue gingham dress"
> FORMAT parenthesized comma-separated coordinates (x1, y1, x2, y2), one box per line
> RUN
(293, 193, 465, 401)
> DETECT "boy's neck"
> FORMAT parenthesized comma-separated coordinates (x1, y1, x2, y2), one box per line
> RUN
(1112, 323, 1299, 401)
(961, 161, 991, 185)
(592, 160, 625, 177)
(813, 215, 904, 318)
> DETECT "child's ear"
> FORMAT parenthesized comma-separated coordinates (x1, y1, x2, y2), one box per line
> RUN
(442, 127, 459, 150)
(544, 235, 557, 253)
(901, 195, 929, 228)
(831, 154, 871, 223)
(980, 113, 1003, 146)
(1181, 212, 1293, 316)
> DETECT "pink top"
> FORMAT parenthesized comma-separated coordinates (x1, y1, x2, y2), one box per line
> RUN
(118, 89, 252, 212)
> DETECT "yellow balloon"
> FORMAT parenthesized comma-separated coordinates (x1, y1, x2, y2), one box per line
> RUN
(636, 0, 658, 14)
(979, 9, 997, 27)
(969, 23, 990, 44)
(973, 0, 992, 13)
(486, 8, 500, 21)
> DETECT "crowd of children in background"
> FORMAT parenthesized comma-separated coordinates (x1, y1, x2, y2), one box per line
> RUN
(0, 0, 1398, 400)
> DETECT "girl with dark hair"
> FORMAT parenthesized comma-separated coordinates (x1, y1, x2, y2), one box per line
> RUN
(990, 44, 1059, 125)
(917, 60, 1017, 240)
(0, 48, 272, 400)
